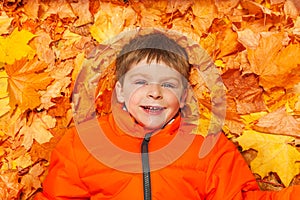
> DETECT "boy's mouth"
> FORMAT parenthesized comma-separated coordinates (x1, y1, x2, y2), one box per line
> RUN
(141, 106, 165, 114)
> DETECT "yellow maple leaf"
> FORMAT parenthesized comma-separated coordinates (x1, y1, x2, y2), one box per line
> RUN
(4, 57, 53, 110)
(20, 112, 56, 150)
(236, 130, 300, 186)
(0, 29, 36, 64)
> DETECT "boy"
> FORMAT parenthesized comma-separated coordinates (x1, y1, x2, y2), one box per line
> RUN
(35, 31, 300, 199)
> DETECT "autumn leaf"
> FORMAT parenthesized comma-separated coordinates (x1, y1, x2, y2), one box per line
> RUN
(252, 106, 300, 138)
(191, 0, 216, 36)
(0, 12, 13, 35)
(245, 32, 283, 76)
(90, 2, 137, 43)
(245, 33, 300, 90)
(0, 29, 36, 64)
(222, 69, 267, 114)
(20, 163, 44, 199)
(70, 0, 93, 27)
(20, 112, 56, 150)
(40, 0, 76, 19)
(0, 171, 22, 199)
(236, 130, 300, 186)
(0, 70, 10, 117)
(23, 0, 39, 19)
(237, 28, 260, 49)
(5, 57, 53, 110)
(30, 30, 55, 65)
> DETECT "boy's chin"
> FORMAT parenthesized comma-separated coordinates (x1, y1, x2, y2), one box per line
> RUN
(140, 122, 168, 131)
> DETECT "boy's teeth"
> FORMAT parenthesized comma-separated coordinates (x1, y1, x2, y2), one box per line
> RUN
(144, 106, 162, 110)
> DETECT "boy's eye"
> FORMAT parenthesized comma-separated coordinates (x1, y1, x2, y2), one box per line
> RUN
(161, 82, 176, 88)
(134, 80, 147, 85)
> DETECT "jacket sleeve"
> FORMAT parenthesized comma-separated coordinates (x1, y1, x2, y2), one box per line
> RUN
(204, 133, 300, 200)
(34, 128, 90, 200)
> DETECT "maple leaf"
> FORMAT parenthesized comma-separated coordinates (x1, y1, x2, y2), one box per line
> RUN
(222, 69, 267, 114)
(191, 1, 216, 36)
(90, 2, 137, 43)
(236, 130, 300, 186)
(20, 112, 56, 150)
(0, 29, 36, 64)
(252, 106, 300, 138)
(39, 77, 71, 110)
(245, 33, 300, 90)
(4, 57, 53, 110)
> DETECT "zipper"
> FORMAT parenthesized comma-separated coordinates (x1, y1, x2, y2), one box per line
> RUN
(141, 133, 152, 200)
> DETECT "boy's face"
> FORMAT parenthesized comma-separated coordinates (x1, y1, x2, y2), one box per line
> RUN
(116, 59, 187, 130)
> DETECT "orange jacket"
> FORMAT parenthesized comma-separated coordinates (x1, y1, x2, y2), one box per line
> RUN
(35, 107, 300, 200)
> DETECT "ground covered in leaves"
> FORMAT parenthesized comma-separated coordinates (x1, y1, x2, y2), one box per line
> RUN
(0, 0, 300, 199)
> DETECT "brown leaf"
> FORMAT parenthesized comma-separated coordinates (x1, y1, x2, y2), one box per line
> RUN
(222, 69, 267, 114)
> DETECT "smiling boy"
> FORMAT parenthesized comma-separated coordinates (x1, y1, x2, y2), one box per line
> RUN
(35, 31, 300, 200)
(115, 59, 187, 131)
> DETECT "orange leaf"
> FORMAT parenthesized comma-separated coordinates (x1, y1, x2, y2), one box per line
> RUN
(20, 112, 56, 150)
(222, 69, 267, 114)
(5, 58, 53, 110)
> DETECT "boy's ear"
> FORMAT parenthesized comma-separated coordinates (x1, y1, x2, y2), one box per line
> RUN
(115, 81, 125, 103)
(179, 88, 188, 108)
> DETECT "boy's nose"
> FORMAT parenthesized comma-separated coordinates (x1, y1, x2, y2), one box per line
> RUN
(146, 84, 163, 99)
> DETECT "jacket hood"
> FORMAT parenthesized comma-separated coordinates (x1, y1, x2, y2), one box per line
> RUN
(72, 27, 226, 161)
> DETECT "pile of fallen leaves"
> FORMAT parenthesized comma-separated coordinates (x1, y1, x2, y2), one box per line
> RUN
(0, 0, 300, 199)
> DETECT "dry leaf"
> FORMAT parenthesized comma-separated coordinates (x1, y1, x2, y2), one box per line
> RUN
(20, 112, 56, 150)
(5, 57, 53, 110)
(284, 0, 300, 19)
(41, 0, 76, 19)
(0, 29, 35, 64)
(222, 69, 267, 114)
(0, 11, 13, 35)
(70, 0, 94, 27)
(253, 107, 300, 138)
(191, 0, 216, 36)
(23, 0, 40, 19)
(0, 171, 22, 199)
(237, 28, 261, 49)
(30, 30, 55, 65)
(90, 2, 137, 43)
(236, 130, 300, 186)
(0, 70, 10, 117)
